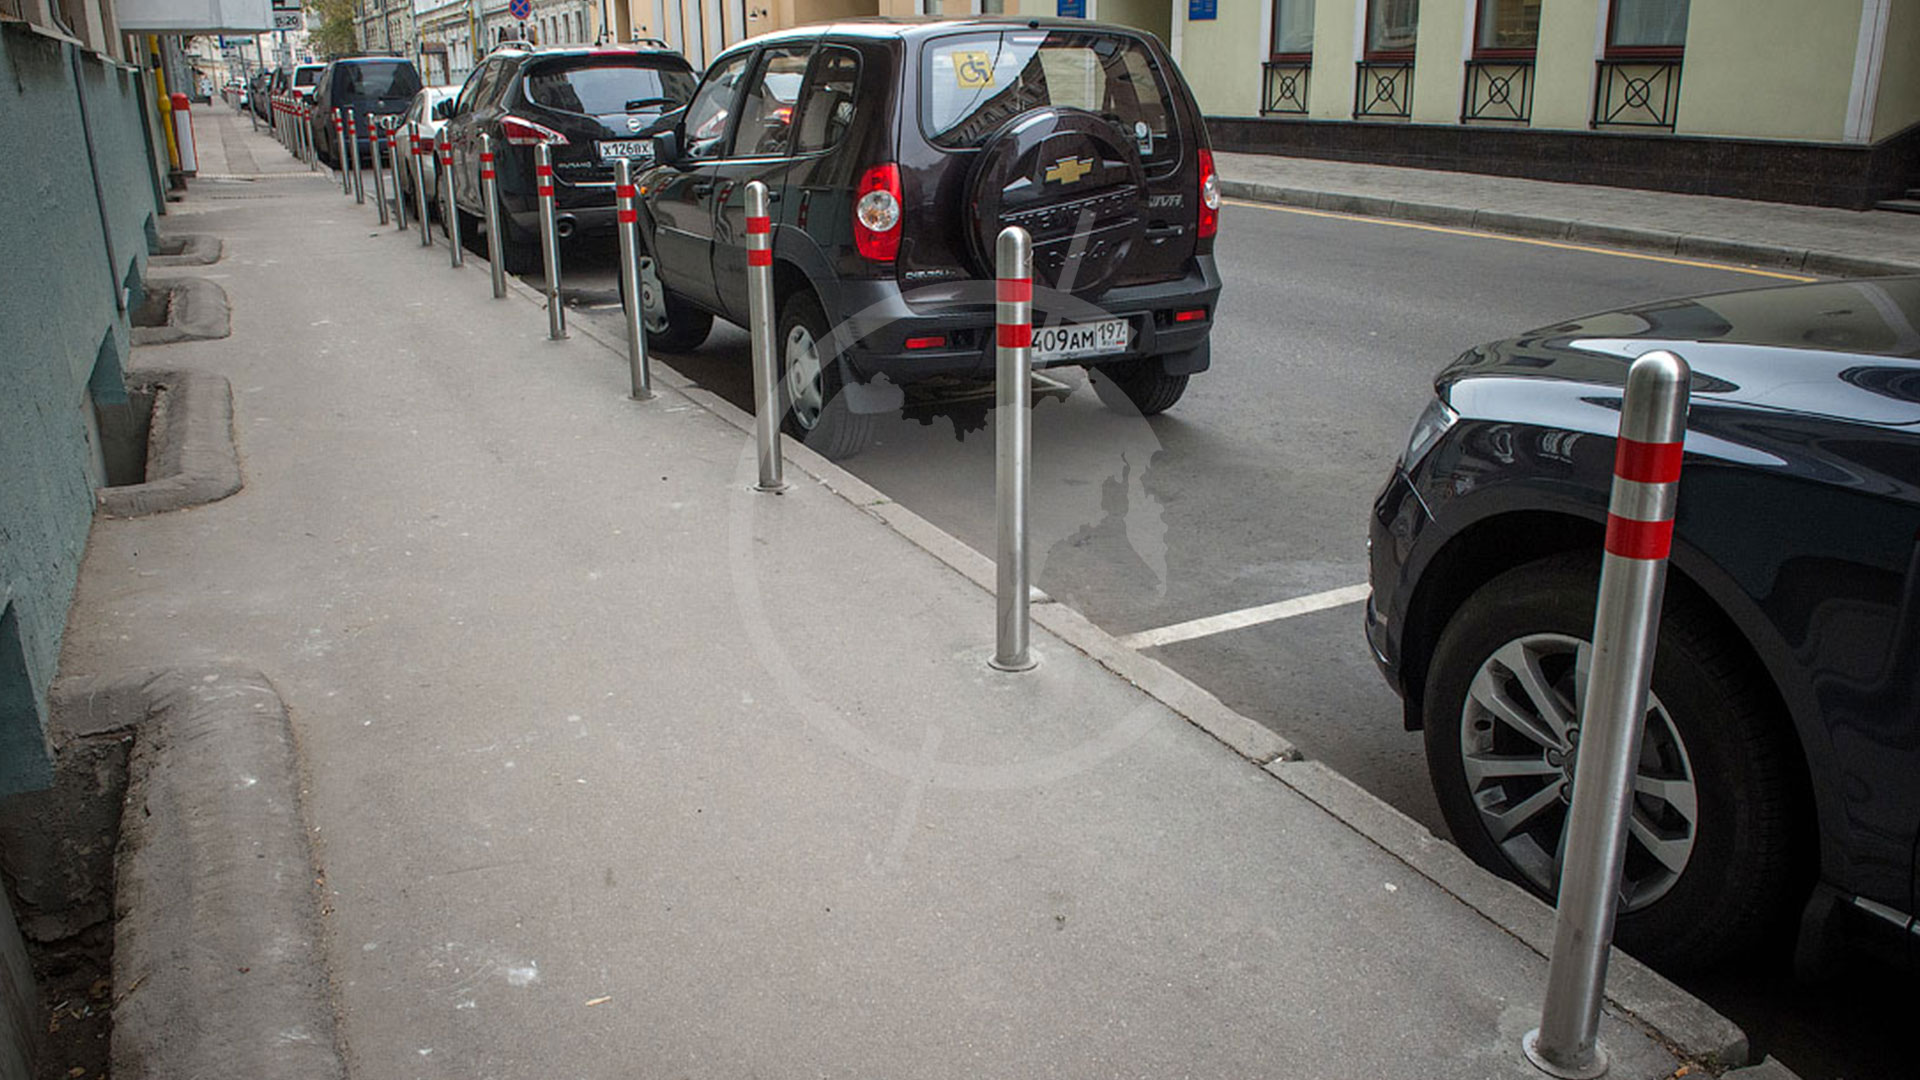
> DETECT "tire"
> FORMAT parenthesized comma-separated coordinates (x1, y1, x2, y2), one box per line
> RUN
(632, 254, 713, 353)
(777, 292, 873, 460)
(457, 209, 483, 253)
(1422, 554, 1809, 970)
(1089, 358, 1190, 416)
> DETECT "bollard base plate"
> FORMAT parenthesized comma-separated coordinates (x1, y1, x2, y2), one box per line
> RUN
(1522, 1030, 1609, 1080)
(752, 481, 790, 495)
(988, 652, 1039, 673)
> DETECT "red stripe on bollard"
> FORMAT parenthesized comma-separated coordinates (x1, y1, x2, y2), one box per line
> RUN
(746, 215, 771, 235)
(481, 152, 495, 162)
(537, 185, 554, 197)
(747, 248, 772, 267)
(998, 323, 1032, 348)
(618, 209, 637, 224)
(535, 164, 553, 177)
(1604, 514, 1674, 561)
(997, 278, 1032, 303)
(1613, 437, 1684, 485)
(615, 184, 636, 197)
(480, 169, 496, 180)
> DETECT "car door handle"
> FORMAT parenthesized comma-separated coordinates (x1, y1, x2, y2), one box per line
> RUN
(691, 182, 714, 198)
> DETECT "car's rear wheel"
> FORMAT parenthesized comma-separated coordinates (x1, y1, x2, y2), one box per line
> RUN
(777, 292, 872, 461)
(1422, 554, 1809, 970)
(1088, 358, 1189, 416)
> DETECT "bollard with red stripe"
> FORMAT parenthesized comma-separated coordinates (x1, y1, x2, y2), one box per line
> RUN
(348, 112, 365, 204)
(614, 157, 651, 398)
(1524, 349, 1690, 1080)
(534, 142, 565, 340)
(387, 122, 409, 230)
(479, 133, 505, 297)
(744, 180, 781, 488)
(333, 109, 350, 194)
(991, 225, 1036, 671)
(369, 116, 390, 225)
(437, 133, 463, 268)
(410, 122, 432, 247)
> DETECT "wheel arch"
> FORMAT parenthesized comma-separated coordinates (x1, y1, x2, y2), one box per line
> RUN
(1400, 508, 1832, 881)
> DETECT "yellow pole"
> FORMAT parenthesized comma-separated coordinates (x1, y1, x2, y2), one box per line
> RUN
(150, 36, 181, 171)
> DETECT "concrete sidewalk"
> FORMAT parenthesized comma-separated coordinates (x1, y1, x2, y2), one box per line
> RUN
(1217, 151, 1920, 277)
(63, 106, 1788, 1079)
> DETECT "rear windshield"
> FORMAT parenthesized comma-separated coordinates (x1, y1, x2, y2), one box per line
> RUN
(294, 67, 322, 87)
(524, 59, 696, 116)
(922, 30, 1179, 166)
(335, 62, 420, 101)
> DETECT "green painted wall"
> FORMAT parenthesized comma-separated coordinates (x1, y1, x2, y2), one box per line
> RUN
(1873, 0, 1920, 141)
(1679, 0, 1861, 140)
(0, 26, 158, 798)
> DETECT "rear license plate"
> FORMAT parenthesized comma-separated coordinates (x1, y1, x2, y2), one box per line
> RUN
(1032, 318, 1130, 362)
(596, 140, 654, 163)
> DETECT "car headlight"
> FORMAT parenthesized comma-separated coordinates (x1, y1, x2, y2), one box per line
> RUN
(1401, 395, 1458, 472)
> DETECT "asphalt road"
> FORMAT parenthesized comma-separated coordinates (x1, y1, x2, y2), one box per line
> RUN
(531, 204, 1905, 1080)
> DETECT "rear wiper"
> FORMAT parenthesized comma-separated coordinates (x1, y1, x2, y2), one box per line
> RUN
(624, 97, 678, 112)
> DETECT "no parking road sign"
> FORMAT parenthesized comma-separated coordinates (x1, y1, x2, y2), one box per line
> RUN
(508, 0, 532, 22)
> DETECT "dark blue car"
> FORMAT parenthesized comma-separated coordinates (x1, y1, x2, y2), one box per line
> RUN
(1369, 277, 1920, 972)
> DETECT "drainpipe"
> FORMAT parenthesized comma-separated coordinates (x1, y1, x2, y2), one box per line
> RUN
(69, 42, 126, 313)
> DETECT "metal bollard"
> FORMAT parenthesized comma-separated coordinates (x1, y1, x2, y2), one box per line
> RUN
(479, 134, 505, 298)
(412, 123, 432, 247)
(335, 109, 350, 194)
(745, 180, 781, 487)
(1523, 350, 1692, 1080)
(387, 123, 407, 230)
(349, 112, 364, 204)
(616, 157, 652, 398)
(439, 134, 463, 268)
(535, 143, 566, 340)
(370, 120, 389, 225)
(991, 226, 1036, 672)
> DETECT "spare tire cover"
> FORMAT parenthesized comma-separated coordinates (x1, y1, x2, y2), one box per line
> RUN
(966, 106, 1147, 297)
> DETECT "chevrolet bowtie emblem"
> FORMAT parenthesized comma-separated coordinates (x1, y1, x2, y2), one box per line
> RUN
(1044, 156, 1093, 185)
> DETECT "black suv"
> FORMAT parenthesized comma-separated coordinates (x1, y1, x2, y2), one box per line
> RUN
(633, 17, 1222, 458)
(307, 56, 423, 167)
(440, 44, 697, 274)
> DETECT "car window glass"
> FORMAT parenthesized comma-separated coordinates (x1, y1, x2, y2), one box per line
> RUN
(523, 58, 696, 117)
(728, 45, 812, 158)
(294, 66, 321, 87)
(792, 46, 859, 155)
(336, 62, 422, 102)
(681, 52, 753, 160)
(922, 31, 1180, 167)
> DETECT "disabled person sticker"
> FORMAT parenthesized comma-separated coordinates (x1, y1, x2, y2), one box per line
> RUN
(954, 51, 995, 89)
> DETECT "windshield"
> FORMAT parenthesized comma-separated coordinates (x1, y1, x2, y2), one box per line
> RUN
(294, 67, 322, 87)
(922, 31, 1178, 167)
(524, 59, 696, 116)
(335, 62, 420, 101)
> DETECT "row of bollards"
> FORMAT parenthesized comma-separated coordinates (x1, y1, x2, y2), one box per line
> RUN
(276, 104, 1689, 1078)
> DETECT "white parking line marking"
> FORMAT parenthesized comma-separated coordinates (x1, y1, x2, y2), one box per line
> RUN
(1119, 584, 1373, 650)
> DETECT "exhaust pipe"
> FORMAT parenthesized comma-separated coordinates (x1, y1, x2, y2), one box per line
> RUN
(555, 215, 577, 239)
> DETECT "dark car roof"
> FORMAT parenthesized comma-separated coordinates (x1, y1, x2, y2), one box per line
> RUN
(1446, 276, 1920, 429)
(740, 16, 1165, 45)
(486, 44, 691, 65)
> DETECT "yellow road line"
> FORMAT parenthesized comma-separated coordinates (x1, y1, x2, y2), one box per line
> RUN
(1223, 198, 1819, 282)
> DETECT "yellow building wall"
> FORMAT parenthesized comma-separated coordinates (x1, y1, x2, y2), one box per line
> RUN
(1169, 0, 1265, 117)
(1408, 0, 1468, 124)
(1099, 0, 1172, 44)
(1676, 0, 1862, 141)
(1872, 0, 1920, 140)
(1528, 0, 1601, 130)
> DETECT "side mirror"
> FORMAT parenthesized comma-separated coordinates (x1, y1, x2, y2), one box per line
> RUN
(432, 99, 453, 121)
(650, 128, 682, 165)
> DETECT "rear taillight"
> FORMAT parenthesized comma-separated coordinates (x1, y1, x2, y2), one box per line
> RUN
(501, 115, 568, 146)
(1197, 148, 1219, 239)
(853, 163, 902, 262)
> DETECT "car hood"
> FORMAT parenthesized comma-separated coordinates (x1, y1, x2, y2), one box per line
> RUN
(1438, 277, 1920, 430)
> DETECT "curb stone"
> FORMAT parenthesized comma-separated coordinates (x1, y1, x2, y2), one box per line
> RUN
(95, 368, 243, 518)
(1218, 177, 1920, 278)
(51, 668, 345, 1080)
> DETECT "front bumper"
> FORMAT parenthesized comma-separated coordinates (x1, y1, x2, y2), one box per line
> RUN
(824, 256, 1224, 385)
(1366, 464, 1435, 705)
